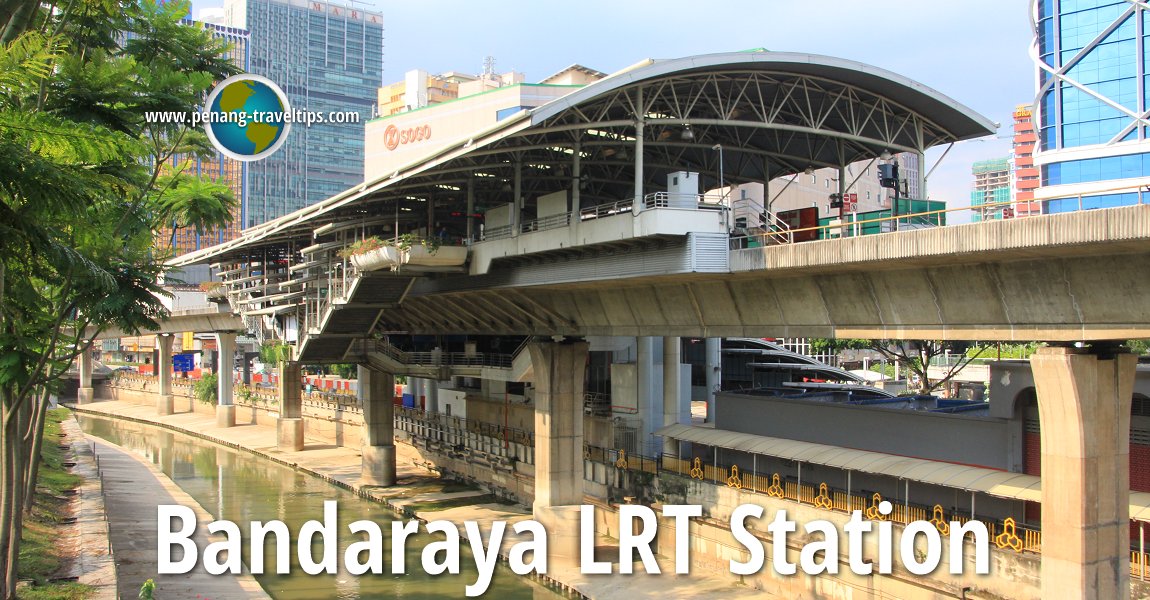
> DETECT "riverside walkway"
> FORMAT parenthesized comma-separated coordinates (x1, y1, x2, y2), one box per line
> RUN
(84, 434, 269, 599)
(71, 399, 765, 600)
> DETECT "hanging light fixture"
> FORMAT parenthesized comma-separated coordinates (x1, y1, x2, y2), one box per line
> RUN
(680, 124, 695, 141)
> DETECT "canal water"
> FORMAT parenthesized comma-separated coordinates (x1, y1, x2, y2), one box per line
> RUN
(79, 415, 561, 599)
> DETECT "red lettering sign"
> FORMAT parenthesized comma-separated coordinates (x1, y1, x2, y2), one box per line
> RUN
(368, 14, 381, 24)
(330, 6, 341, 16)
(384, 124, 431, 151)
(310, 1, 323, 10)
(350, 10, 358, 19)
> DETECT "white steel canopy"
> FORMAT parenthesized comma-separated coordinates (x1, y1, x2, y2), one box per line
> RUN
(172, 51, 995, 268)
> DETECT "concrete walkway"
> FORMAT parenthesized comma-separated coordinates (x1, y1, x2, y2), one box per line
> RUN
(73, 398, 767, 599)
(60, 418, 117, 599)
(82, 425, 269, 599)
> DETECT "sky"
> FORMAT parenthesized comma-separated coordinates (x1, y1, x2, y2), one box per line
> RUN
(194, 0, 1035, 211)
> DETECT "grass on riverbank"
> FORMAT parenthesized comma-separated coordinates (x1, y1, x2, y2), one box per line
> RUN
(17, 407, 92, 600)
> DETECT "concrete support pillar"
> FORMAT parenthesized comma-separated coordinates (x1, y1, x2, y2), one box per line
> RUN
(762, 156, 772, 216)
(277, 361, 304, 451)
(529, 341, 589, 565)
(636, 336, 659, 456)
(410, 377, 423, 411)
(426, 379, 439, 414)
(704, 337, 721, 423)
(358, 365, 395, 486)
(214, 332, 236, 428)
(916, 149, 927, 200)
(466, 175, 475, 242)
(662, 336, 682, 456)
(156, 334, 174, 416)
(632, 105, 645, 215)
(77, 348, 94, 404)
(570, 140, 581, 237)
(242, 351, 259, 386)
(1031, 346, 1136, 600)
(512, 160, 522, 237)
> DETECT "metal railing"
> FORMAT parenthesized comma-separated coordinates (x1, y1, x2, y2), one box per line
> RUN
(1134, 550, 1149, 579)
(732, 185, 1150, 249)
(580, 200, 634, 220)
(372, 339, 514, 369)
(395, 405, 535, 448)
(761, 210, 794, 244)
(661, 455, 1044, 554)
(641, 192, 702, 209)
(583, 391, 611, 416)
(520, 212, 571, 234)
(586, 445, 659, 474)
(482, 224, 514, 241)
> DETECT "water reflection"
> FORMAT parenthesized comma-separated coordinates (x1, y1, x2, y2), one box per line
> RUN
(79, 415, 559, 600)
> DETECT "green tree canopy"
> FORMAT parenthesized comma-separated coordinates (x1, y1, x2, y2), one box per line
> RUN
(0, 1, 240, 593)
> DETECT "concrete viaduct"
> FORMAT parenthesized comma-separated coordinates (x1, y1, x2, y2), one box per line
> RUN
(91, 52, 1150, 597)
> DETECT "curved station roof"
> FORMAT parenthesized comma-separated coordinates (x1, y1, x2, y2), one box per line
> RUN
(173, 51, 995, 267)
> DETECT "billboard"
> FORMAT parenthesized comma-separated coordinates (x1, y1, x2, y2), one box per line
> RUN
(776, 207, 821, 242)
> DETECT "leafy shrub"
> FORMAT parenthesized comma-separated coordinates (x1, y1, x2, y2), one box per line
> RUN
(193, 374, 218, 405)
(337, 236, 390, 259)
(259, 341, 292, 366)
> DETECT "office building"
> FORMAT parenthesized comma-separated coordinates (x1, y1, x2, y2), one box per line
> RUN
(364, 64, 604, 181)
(378, 70, 479, 117)
(1032, 0, 1150, 212)
(224, 0, 383, 227)
(148, 21, 249, 256)
(1012, 104, 1041, 217)
(971, 157, 1012, 221)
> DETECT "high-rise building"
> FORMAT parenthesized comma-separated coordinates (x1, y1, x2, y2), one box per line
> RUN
(157, 20, 249, 256)
(1032, 0, 1150, 212)
(224, 0, 383, 228)
(378, 70, 479, 117)
(971, 157, 1011, 221)
(364, 65, 602, 181)
(1012, 104, 1041, 217)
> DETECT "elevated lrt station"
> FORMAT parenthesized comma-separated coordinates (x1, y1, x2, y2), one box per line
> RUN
(167, 52, 1150, 599)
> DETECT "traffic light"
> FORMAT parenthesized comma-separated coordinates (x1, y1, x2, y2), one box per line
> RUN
(878, 163, 899, 189)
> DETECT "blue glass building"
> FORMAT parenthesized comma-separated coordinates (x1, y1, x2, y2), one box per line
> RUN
(224, 0, 383, 228)
(1033, 0, 1150, 213)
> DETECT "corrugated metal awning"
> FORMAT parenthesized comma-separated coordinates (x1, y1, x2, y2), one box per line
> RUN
(657, 423, 1150, 523)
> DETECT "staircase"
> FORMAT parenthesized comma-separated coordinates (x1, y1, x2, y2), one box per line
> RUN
(354, 337, 534, 381)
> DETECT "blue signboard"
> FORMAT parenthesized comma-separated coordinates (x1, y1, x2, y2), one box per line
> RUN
(172, 354, 195, 373)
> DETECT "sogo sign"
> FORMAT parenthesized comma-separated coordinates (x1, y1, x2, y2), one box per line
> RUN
(384, 124, 431, 151)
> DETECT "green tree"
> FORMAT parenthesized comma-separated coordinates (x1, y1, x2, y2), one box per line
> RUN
(810, 338, 991, 395)
(1126, 339, 1150, 355)
(0, 1, 239, 594)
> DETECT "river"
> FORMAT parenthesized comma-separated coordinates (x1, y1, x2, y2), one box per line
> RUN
(79, 414, 562, 599)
